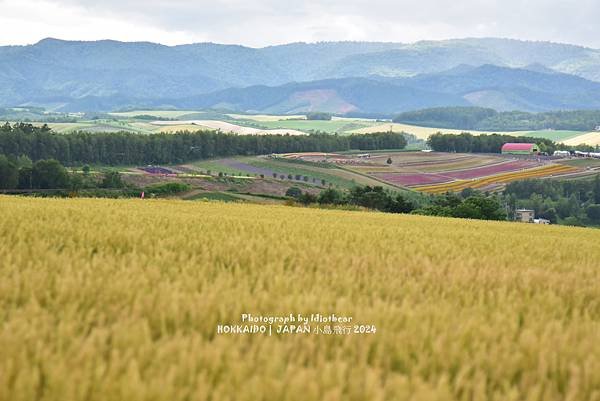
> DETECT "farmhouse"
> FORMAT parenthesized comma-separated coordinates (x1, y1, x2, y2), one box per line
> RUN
(516, 209, 535, 223)
(501, 143, 540, 155)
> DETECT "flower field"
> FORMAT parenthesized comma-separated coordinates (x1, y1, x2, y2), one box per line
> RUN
(415, 164, 579, 193)
(1, 197, 599, 401)
(441, 160, 536, 180)
(371, 161, 540, 186)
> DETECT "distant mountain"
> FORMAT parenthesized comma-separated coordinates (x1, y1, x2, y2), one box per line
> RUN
(402, 64, 600, 112)
(165, 65, 600, 114)
(171, 78, 468, 115)
(2, 38, 600, 112)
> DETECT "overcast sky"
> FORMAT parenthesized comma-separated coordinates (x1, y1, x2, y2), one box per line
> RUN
(0, 0, 598, 48)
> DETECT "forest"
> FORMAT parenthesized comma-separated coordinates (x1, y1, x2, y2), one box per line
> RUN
(394, 107, 600, 131)
(0, 123, 407, 166)
(503, 176, 600, 226)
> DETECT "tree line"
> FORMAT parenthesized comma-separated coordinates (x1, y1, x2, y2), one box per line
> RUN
(394, 107, 600, 131)
(0, 123, 407, 166)
(426, 132, 560, 153)
(0, 155, 130, 191)
(286, 185, 506, 221)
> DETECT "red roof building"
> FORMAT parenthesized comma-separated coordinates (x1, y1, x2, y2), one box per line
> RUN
(501, 143, 540, 155)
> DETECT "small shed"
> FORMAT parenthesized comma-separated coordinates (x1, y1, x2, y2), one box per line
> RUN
(501, 143, 540, 155)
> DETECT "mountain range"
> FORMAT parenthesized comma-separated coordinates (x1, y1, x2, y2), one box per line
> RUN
(3, 38, 600, 114)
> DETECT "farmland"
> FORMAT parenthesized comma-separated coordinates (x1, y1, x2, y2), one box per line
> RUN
(0, 197, 599, 401)
(416, 164, 579, 194)
(191, 156, 400, 190)
(11, 107, 600, 146)
(284, 151, 585, 192)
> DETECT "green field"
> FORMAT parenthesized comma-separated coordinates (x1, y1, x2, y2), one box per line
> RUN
(559, 158, 600, 168)
(14, 109, 595, 146)
(108, 110, 205, 118)
(517, 130, 583, 141)
(236, 119, 378, 133)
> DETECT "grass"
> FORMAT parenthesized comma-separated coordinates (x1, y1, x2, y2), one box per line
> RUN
(0, 197, 599, 401)
(187, 191, 243, 202)
(559, 158, 600, 168)
(246, 158, 357, 188)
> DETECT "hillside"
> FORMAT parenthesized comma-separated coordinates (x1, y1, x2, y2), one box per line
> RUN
(394, 107, 600, 131)
(170, 65, 600, 114)
(0, 197, 598, 400)
(3, 38, 600, 112)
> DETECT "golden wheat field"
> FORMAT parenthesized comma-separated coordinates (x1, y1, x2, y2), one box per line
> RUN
(0, 196, 599, 401)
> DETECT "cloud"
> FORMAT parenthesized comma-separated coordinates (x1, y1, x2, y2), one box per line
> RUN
(0, 0, 598, 47)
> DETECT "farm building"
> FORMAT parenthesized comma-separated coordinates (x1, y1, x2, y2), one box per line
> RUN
(516, 209, 535, 223)
(501, 143, 540, 155)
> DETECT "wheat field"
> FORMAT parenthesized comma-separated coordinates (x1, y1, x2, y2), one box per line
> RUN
(0, 196, 598, 401)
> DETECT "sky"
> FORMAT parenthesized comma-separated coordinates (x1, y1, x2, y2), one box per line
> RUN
(0, 0, 598, 48)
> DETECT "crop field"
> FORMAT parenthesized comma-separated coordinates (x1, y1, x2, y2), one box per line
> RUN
(349, 123, 525, 140)
(150, 120, 307, 136)
(189, 156, 401, 190)
(561, 131, 600, 146)
(19, 109, 598, 144)
(109, 110, 207, 119)
(0, 197, 599, 401)
(519, 130, 583, 142)
(234, 118, 377, 134)
(559, 158, 600, 168)
(286, 151, 578, 191)
(416, 164, 579, 193)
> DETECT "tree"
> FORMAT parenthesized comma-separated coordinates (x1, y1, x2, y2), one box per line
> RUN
(452, 196, 506, 221)
(32, 159, 69, 189)
(586, 204, 600, 223)
(69, 173, 84, 192)
(538, 207, 558, 224)
(317, 188, 344, 205)
(306, 112, 332, 121)
(386, 157, 393, 165)
(387, 194, 415, 213)
(18, 167, 33, 189)
(285, 187, 303, 199)
(298, 192, 317, 205)
(0, 155, 18, 189)
(101, 171, 124, 188)
(82, 164, 91, 175)
(593, 175, 600, 204)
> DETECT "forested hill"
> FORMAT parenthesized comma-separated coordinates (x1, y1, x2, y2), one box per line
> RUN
(172, 65, 600, 115)
(3, 38, 600, 112)
(394, 107, 600, 131)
